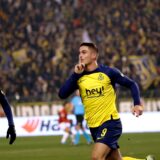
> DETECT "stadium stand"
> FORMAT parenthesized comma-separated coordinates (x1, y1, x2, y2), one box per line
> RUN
(0, 0, 159, 102)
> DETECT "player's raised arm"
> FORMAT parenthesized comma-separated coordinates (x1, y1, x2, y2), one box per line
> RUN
(58, 72, 80, 99)
(0, 90, 16, 144)
(59, 59, 85, 99)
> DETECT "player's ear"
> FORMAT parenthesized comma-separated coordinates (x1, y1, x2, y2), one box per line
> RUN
(92, 52, 97, 60)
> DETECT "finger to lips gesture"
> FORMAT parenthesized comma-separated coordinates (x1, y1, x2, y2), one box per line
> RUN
(75, 63, 85, 74)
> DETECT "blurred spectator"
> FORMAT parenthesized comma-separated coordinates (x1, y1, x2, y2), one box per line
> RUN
(0, 0, 159, 102)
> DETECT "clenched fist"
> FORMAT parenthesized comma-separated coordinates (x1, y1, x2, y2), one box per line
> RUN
(132, 105, 143, 117)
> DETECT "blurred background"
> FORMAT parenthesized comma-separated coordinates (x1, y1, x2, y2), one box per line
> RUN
(0, 0, 160, 159)
(0, 0, 160, 116)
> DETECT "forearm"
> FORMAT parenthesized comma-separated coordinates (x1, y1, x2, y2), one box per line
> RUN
(0, 90, 14, 125)
(129, 81, 141, 105)
(59, 73, 79, 99)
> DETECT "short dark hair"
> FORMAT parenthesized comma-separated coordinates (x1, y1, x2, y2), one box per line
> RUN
(80, 42, 98, 53)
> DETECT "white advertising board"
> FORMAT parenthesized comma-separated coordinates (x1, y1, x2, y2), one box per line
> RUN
(0, 112, 160, 137)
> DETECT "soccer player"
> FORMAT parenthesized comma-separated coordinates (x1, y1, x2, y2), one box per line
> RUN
(58, 101, 74, 144)
(58, 42, 155, 160)
(70, 89, 91, 145)
(0, 90, 16, 144)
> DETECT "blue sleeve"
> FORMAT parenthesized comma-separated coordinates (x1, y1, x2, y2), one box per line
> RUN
(58, 73, 79, 99)
(0, 90, 14, 125)
(71, 97, 75, 105)
(109, 68, 141, 106)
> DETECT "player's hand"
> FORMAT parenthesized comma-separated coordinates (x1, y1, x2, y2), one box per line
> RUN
(132, 105, 143, 117)
(74, 63, 85, 74)
(6, 125, 16, 145)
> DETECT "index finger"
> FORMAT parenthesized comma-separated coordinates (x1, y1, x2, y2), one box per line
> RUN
(79, 59, 82, 64)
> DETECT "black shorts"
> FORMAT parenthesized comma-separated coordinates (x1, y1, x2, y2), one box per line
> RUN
(75, 114, 84, 127)
(89, 119, 122, 149)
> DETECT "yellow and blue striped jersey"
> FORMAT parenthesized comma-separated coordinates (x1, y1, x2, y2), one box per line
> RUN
(59, 65, 141, 128)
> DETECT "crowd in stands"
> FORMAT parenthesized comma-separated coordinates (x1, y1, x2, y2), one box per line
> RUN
(0, 0, 159, 102)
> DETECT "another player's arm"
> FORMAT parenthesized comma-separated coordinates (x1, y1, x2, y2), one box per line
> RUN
(0, 90, 16, 144)
(110, 68, 143, 117)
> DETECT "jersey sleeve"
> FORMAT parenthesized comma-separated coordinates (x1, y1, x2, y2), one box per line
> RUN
(58, 73, 80, 99)
(109, 68, 141, 106)
(0, 90, 14, 125)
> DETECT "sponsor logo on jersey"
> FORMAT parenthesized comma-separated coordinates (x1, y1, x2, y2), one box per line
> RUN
(85, 86, 104, 98)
